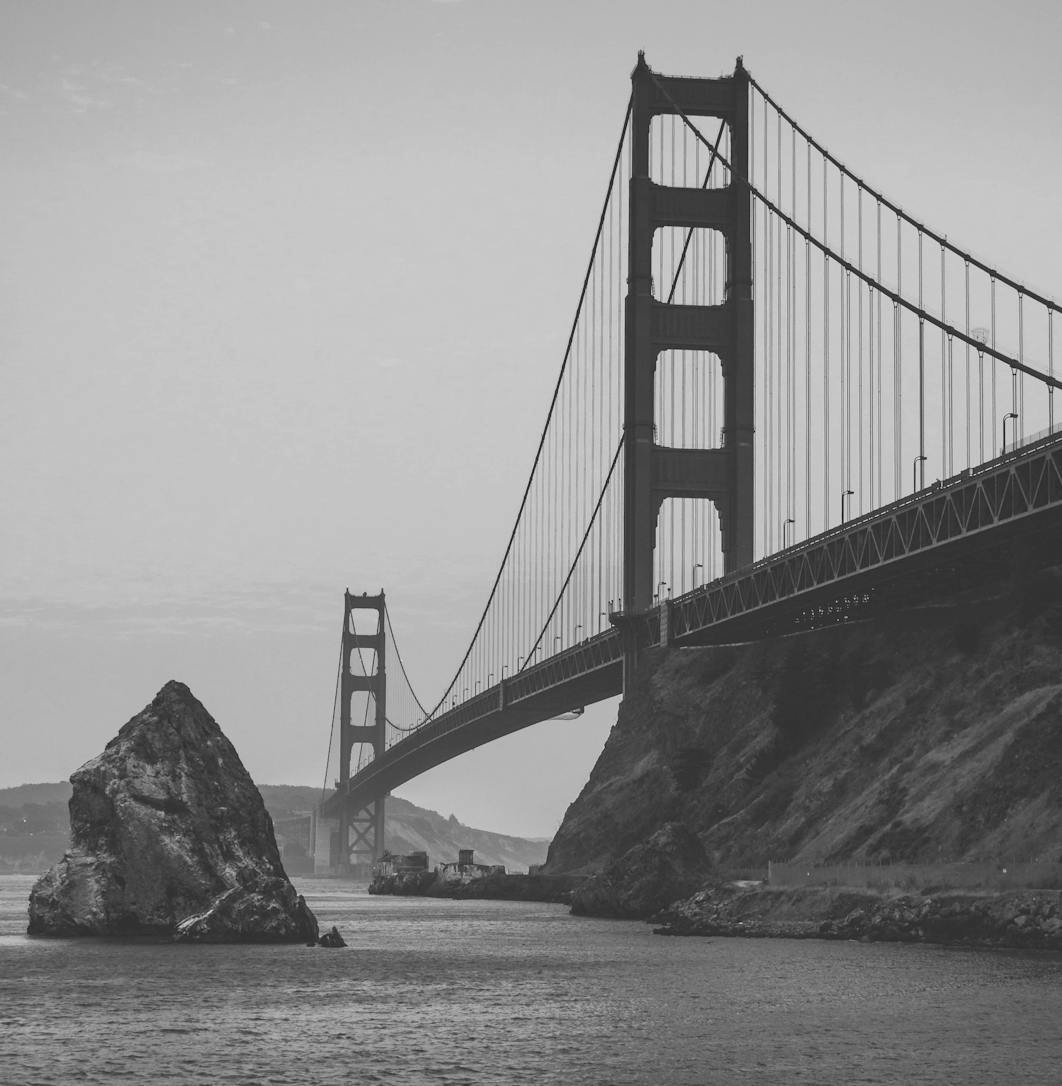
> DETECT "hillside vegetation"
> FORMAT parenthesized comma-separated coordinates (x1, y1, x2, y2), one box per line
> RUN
(545, 568, 1062, 879)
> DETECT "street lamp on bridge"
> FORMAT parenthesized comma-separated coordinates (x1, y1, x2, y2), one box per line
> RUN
(913, 455, 927, 493)
(782, 518, 795, 548)
(574, 624, 583, 643)
(840, 491, 854, 525)
(1002, 411, 1019, 456)
(691, 562, 703, 590)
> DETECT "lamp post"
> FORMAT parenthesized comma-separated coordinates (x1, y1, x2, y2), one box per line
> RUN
(1002, 411, 1018, 456)
(554, 634, 562, 652)
(574, 624, 583, 643)
(691, 562, 703, 590)
(782, 517, 795, 548)
(655, 580, 668, 604)
(912, 455, 927, 493)
(840, 490, 854, 525)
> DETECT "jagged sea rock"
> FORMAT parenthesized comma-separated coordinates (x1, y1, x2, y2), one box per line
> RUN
(317, 925, 347, 948)
(569, 821, 709, 919)
(27, 680, 319, 943)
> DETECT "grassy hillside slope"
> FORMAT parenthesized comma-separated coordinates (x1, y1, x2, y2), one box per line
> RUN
(545, 569, 1062, 876)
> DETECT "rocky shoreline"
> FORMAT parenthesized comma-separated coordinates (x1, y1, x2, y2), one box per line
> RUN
(369, 870, 585, 904)
(652, 882, 1062, 950)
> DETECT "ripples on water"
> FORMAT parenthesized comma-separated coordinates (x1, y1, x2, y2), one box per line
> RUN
(2, 874, 1061, 1084)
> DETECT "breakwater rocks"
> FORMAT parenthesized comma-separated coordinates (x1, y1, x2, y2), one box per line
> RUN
(819, 890, 1062, 949)
(653, 882, 1062, 949)
(28, 680, 319, 943)
(369, 871, 585, 904)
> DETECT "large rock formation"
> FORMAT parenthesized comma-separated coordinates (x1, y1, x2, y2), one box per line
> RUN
(545, 569, 1062, 911)
(28, 681, 319, 943)
(569, 822, 709, 919)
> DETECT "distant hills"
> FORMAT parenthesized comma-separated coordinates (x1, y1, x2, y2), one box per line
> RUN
(0, 782, 549, 875)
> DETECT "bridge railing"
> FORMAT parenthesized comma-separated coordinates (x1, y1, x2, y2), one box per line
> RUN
(667, 428, 1062, 643)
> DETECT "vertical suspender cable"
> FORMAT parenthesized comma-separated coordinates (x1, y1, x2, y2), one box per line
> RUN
(894, 215, 902, 499)
(959, 264, 968, 469)
(918, 229, 925, 486)
(1017, 292, 1024, 441)
(786, 122, 794, 525)
(823, 152, 830, 529)
(803, 135, 812, 538)
(941, 241, 948, 475)
(805, 135, 812, 538)
(841, 172, 848, 506)
(1050, 309, 1056, 433)
(991, 277, 997, 455)
(857, 184, 863, 512)
(680, 122, 687, 589)
(875, 199, 882, 506)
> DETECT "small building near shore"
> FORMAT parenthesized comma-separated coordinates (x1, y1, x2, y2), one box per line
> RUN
(435, 849, 505, 884)
(371, 850, 429, 879)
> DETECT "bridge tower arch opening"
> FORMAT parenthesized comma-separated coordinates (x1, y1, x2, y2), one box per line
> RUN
(334, 589, 387, 875)
(623, 53, 754, 620)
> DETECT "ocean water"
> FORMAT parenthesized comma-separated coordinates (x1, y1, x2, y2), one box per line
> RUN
(1, 875, 1060, 1085)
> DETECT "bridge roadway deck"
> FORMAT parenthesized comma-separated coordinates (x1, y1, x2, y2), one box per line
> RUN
(323, 431, 1062, 818)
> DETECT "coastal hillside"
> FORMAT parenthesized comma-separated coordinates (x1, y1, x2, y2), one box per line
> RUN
(545, 567, 1062, 878)
(0, 782, 548, 875)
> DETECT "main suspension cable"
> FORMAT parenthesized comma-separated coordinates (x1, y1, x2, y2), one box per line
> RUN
(320, 633, 344, 800)
(648, 72, 1062, 390)
(384, 603, 429, 718)
(746, 72, 1061, 315)
(421, 94, 634, 721)
(518, 435, 625, 674)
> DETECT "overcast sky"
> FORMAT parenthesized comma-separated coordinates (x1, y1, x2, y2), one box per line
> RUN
(2, 0, 1060, 835)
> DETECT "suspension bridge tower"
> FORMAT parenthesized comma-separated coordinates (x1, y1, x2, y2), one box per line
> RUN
(334, 589, 387, 874)
(624, 54, 754, 614)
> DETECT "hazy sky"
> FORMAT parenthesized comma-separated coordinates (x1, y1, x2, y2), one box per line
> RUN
(2, 0, 1061, 835)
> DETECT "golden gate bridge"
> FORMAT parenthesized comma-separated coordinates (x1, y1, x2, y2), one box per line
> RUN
(317, 55, 1062, 872)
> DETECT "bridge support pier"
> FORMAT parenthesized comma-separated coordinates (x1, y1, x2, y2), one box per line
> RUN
(336, 589, 387, 875)
(622, 54, 753, 688)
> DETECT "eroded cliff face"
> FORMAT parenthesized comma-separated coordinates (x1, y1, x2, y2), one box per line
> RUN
(546, 570, 1062, 880)
(28, 681, 318, 942)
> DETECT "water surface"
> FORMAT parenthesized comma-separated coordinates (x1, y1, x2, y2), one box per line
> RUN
(2, 875, 1060, 1084)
